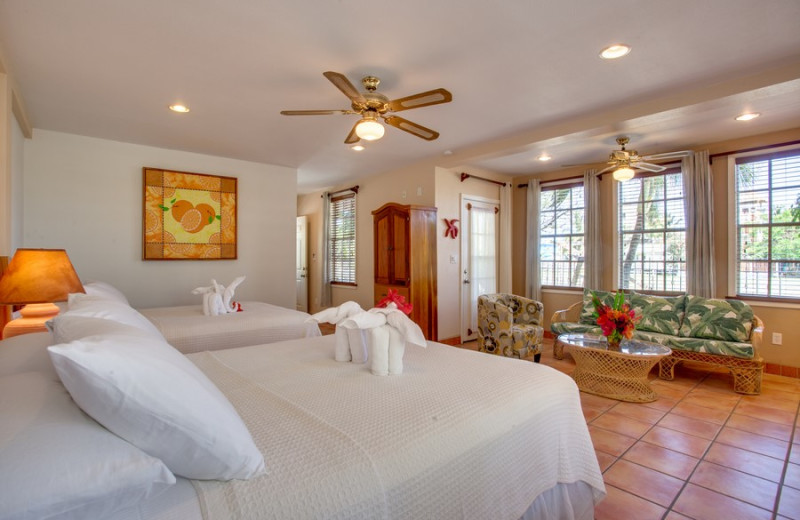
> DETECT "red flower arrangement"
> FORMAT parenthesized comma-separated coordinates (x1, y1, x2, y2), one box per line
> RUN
(376, 289, 413, 315)
(591, 291, 640, 349)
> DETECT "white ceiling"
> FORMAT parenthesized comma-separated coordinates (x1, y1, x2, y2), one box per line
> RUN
(1, 0, 799, 193)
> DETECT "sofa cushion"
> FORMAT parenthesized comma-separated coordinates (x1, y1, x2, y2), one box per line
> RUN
(578, 289, 614, 325)
(678, 296, 754, 342)
(551, 321, 601, 336)
(628, 292, 686, 335)
(667, 335, 754, 359)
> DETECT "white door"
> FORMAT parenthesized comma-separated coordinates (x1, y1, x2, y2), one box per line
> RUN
(296, 216, 308, 312)
(460, 196, 499, 342)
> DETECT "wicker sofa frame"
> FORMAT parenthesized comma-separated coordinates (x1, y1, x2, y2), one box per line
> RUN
(551, 301, 765, 395)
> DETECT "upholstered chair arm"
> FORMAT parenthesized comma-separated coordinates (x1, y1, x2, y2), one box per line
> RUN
(750, 315, 764, 361)
(512, 295, 544, 326)
(551, 301, 582, 325)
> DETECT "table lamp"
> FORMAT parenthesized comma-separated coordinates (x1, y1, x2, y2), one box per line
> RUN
(0, 248, 84, 339)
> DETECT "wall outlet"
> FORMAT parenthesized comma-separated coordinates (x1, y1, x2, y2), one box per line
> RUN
(417, 186, 423, 196)
(401, 190, 407, 199)
(449, 254, 457, 264)
(772, 332, 783, 345)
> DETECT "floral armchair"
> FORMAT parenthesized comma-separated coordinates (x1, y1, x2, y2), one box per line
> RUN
(477, 293, 544, 362)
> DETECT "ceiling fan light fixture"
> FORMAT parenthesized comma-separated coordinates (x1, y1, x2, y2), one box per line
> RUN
(599, 44, 631, 60)
(613, 167, 635, 182)
(735, 112, 760, 121)
(355, 118, 384, 141)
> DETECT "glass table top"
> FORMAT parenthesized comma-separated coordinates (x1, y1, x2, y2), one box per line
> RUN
(557, 333, 672, 357)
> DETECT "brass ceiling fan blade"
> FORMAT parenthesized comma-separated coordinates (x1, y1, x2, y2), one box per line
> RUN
(383, 116, 439, 141)
(387, 88, 453, 112)
(323, 71, 366, 105)
(344, 122, 360, 144)
(280, 109, 354, 116)
(634, 162, 667, 173)
(597, 165, 617, 174)
(642, 150, 692, 160)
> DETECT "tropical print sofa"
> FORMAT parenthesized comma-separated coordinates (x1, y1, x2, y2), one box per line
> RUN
(551, 290, 765, 394)
(477, 293, 544, 361)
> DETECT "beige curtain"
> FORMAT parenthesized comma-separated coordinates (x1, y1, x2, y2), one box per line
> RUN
(525, 179, 541, 301)
(498, 184, 513, 293)
(583, 169, 602, 290)
(320, 191, 332, 307)
(682, 151, 715, 297)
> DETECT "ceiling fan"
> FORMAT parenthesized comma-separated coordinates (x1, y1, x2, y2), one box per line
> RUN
(280, 71, 452, 144)
(564, 136, 691, 181)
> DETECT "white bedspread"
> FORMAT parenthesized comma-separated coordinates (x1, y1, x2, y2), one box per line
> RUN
(188, 335, 605, 520)
(139, 301, 321, 354)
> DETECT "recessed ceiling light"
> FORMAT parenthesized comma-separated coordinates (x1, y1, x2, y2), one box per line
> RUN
(443, 150, 453, 156)
(599, 44, 631, 60)
(351, 144, 365, 151)
(735, 112, 760, 121)
(538, 153, 552, 162)
(169, 104, 190, 113)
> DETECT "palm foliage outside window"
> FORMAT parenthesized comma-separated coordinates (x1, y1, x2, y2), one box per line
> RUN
(734, 148, 800, 299)
(328, 192, 356, 285)
(618, 169, 686, 292)
(539, 182, 584, 287)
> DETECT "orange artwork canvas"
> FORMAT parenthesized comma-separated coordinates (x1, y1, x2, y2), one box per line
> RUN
(143, 167, 237, 260)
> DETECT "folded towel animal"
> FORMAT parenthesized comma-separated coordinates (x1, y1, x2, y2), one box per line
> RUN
(192, 277, 245, 316)
(341, 303, 426, 376)
(307, 302, 364, 362)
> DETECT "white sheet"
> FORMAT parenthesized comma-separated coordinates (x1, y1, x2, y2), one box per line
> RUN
(187, 335, 605, 519)
(139, 301, 321, 354)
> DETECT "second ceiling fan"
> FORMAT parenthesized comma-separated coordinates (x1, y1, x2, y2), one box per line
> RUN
(565, 136, 691, 181)
(280, 71, 452, 144)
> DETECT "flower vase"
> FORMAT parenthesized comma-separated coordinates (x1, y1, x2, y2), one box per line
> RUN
(606, 336, 622, 351)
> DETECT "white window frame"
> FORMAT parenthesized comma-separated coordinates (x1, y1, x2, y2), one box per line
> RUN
(615, 167, 686, 293)
(727, 143, 800, 306)
(328, 190, 357, 286)
(538, 178, 585, 289)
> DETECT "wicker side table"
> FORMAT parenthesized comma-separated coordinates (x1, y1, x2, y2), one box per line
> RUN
(556, 333, 672, 403)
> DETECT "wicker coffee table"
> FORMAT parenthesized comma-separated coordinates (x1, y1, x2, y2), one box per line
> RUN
(555, 333, 672, 403)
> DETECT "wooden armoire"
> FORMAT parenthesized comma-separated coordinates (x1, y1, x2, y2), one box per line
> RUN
(372, 203, 438, 340)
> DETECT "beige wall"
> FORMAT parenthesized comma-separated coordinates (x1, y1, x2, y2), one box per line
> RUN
(298, 162, 512, 342)
(298, 163, 435, 315)
(23, 130, 298, 309)
(435, 166, 511, 342)
(514, 127, 800, 367)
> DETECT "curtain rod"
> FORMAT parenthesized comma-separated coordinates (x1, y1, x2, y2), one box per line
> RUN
(709, 139, 800, 162)
(460, 172, 506, 187)
(517, 172, 603, 188)
(321, 185, 359, 198)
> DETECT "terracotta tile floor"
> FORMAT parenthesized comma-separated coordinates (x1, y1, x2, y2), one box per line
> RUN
(457, 338, 800, 520)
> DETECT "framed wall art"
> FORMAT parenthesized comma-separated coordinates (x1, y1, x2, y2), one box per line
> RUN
(143, 167, 237, 260)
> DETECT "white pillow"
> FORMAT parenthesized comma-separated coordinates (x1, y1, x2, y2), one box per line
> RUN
(50, 314, 158, 344)
(48, 334, 265, 481)
(75, 281, 130, 305)
(64, 297, 165, 340)
(0, 371, 175, 520)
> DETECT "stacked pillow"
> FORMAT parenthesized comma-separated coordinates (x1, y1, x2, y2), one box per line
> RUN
(0, 281, 265, 520)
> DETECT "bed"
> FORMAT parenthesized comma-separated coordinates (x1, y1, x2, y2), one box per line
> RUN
(139, 301, 321, 354)
(0, 313, 605, 519)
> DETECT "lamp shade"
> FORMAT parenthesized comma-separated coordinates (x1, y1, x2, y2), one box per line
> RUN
(355, 118, 385, 141)
(0, 249, 84, 304)
(613, 167, 635, 182)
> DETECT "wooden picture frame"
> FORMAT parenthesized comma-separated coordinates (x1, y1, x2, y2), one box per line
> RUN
(143, 167, 237, 260)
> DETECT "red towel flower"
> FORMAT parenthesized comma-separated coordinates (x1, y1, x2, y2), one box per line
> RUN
(376, 289, 413, 315)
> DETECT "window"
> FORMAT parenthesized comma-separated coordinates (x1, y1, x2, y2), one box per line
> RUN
(540, 182, 585, 287)
(733, 148, 800, 299)
(328, 191, 356, 285)
(618, 169, 686, 292)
